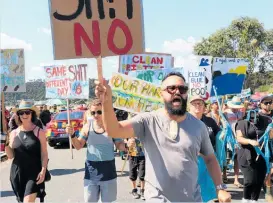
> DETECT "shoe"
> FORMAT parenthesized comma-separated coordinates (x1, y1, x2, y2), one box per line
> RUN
(131, 188, 140, 199)
(140, 189, 145, 200)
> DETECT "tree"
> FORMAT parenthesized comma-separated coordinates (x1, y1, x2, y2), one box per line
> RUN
(194, 17, 273, 88)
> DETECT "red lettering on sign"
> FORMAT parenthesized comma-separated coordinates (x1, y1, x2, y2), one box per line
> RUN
(74, 19, 133, 57)
(74, 21, 101, 56)
(108, 19, 133, 55)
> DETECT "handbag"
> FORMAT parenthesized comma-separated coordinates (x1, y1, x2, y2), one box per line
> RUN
(17, 127, 51, 182)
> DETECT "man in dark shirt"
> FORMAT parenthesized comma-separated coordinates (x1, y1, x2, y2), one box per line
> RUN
(258, 95, 273, 201)
(189, 96, 221, 149)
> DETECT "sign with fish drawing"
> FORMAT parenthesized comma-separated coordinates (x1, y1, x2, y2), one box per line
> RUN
(0, 49, 26, 92)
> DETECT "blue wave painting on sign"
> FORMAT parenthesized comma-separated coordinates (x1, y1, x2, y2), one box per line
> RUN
(210, 58, 249, 96)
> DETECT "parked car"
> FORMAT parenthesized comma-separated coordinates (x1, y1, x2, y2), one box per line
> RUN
(0, 133, 7, 152)
(46, 110, 85, 147)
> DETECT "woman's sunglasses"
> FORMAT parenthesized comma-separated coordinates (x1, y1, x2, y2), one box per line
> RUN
(18, 110, 32, 116)
(163, 85, 188, 95)
(91, 110, 102, 116)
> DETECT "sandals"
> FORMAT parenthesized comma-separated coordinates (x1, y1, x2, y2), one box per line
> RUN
(234, 183, 243, 188)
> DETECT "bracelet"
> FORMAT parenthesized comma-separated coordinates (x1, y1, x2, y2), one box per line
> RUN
(71, 132, 76, 138)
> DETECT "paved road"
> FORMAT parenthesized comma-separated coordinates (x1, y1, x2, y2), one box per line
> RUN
(0, 144, 266, 202)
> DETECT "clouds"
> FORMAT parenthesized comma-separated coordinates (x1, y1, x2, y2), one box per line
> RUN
(0, 33, 32, 51)
(163, 37, 196, 56)
(37, 27, 51, 36)
(162, 37, 200, 70)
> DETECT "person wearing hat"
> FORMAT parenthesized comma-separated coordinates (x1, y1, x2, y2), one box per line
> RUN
(257, 95, 273, 201)
(259, 95, 273, 118)
(225, 96, 245, 188)
(5, 100, 48, 202)
(189, 96, 221, 151)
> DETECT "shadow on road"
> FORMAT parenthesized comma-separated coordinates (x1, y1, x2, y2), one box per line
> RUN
(116, 171, 129, 177)
(51, 144, 87, 150)
(0, 190, 14, 197)
(49, 168, 85, 176)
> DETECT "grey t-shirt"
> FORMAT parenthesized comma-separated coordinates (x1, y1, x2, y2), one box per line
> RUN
(131, 111, 214, 202)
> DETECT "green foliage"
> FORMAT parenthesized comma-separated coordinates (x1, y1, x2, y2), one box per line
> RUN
(194, 17, 273, 89)
(194, 17, 273, 73)
(256, 85, 272, 93)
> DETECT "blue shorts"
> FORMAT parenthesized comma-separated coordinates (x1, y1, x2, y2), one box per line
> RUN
(83, 178, 117, 203)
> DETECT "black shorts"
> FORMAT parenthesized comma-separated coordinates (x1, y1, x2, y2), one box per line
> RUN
(129, 156, 145, 181)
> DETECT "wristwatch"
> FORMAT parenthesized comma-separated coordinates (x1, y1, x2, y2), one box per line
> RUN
(216, 183, 227, 190)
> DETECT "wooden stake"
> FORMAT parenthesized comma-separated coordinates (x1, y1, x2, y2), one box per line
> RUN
(97, 56, 103, 83)
(66, 99, 73, 159)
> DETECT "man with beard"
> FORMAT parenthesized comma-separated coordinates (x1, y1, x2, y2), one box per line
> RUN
(95, 72, 231, 203)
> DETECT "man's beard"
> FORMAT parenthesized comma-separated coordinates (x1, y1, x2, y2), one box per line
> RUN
(165, 96, 187, 116)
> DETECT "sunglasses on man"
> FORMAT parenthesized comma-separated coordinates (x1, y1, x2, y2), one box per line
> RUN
(163, 85, 188, 95)
(91, 110, 102, 116)
(263, 101, 273, 105)
(17, 110, 32, 116)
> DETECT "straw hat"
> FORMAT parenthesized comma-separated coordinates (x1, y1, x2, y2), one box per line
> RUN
(13, 100, 40, 115)
(227, 96, 244, 109)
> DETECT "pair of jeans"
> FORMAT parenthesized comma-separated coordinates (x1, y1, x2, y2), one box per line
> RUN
(83, 178, 117, 202)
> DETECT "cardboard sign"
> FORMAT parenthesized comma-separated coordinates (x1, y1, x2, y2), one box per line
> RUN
(109, 72, 164, 113)
(188, 68, 206, 97)
(128, 67, 184, 85)
(197, 56, 212, 99)
(238, 88, 251, 98)
(49, 0, 145, 60)
(211, 58, 248, 96)
(0, 49, 26, 92)
(44, 64, 89, 99)
(119, 53, 173, 75)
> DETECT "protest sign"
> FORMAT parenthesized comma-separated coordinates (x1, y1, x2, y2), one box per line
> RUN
(0, 49, 25, 92)
(49, 0, 145, 60)
(44, 64, 89, 99)
(238, 88, 251, 98)
(109, 72, 164, 113)
(211, 58, 249, 96)
(119, 53, 173, 75)
(128, 67, 184, 85)
(188, 68, 206, 97)
(197, 56, 212, 99)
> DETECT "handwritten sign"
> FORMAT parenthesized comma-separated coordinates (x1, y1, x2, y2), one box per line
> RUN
(44, 64, 89, 99)
(0, 49, 25, 92)
(49, 0, 145, 60)
(109, 72, 164, 113)
(128, 67, 184, 85)
(188, 69, 206, 96)
(119, 53, 173, 75)
(197, 56, 212, 99)
(211, 57, 249, 96)
(238, 88, 251, 98)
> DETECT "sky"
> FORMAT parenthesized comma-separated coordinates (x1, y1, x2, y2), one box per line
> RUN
(1, 0, 273, 81)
